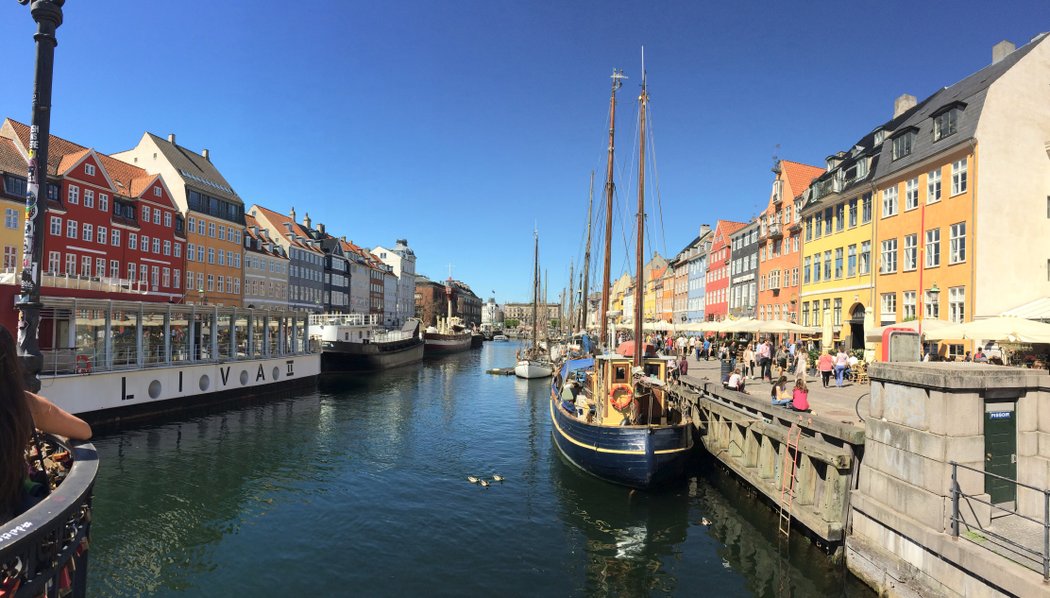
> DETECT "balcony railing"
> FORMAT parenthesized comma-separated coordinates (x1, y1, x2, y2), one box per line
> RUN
(767, 224, 783, 239)
(0, 437, 97, 598)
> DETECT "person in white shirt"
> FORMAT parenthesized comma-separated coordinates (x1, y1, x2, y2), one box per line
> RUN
(725, 367, 744, 391)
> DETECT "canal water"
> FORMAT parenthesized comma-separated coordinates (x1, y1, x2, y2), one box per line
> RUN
(87, 341, 872, 597)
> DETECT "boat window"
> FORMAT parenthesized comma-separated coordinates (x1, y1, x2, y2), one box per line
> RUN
(614, 365, 627, 381)
(645, 363, 661, 378)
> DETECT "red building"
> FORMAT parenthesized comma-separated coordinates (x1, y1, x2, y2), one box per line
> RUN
(704, 219, 746, 321)
(0, 119, 185, 303)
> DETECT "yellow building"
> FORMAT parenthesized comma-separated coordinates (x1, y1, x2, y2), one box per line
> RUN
(0, 139, 27, 275)
(609, 272, 632, 325)
(799, 148, 877, 350)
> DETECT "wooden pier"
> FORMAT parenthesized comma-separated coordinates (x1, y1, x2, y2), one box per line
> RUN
(671, 357, 866, 544)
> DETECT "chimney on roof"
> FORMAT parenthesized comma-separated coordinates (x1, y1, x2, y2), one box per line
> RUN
(303, 212, 311, 229)
(289, 207, 296, 222)
(992, 40, 1016, 64)
(318, 222, 326, 235)
(893, 93, 917, 118)
(167, 133, 176, 145)
(202, 149, 210, 161)
(699, 224, 711, 237)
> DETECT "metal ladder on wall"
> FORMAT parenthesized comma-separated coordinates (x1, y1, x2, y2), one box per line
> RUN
(778, 419, 804, 538)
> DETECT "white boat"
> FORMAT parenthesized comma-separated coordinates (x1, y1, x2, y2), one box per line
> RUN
(515, 230, 553, 379)
(515, 359, 554, 378)
(311, 313, 423, 371)
(493, 334, 509, 342)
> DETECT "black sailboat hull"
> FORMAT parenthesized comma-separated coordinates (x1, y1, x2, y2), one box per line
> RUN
(548, 394, 693, 489)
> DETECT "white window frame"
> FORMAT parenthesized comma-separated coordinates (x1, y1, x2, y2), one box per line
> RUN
(905, 177, 918, 210)
(949, 222, 966, 264)
(951, 158, 968, 196)
(882, 186, 898, 218)
(880, 239, 897, 274)
(925, 228, 940, 268)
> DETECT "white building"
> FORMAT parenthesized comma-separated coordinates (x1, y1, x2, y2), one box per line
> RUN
(481, 298, 503, 329)
(373, 239, 417, 327)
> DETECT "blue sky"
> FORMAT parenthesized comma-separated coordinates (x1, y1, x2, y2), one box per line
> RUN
(1, 1, 1047, 303)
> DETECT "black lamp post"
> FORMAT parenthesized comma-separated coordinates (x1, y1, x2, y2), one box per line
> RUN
(14, 0, 64, 392)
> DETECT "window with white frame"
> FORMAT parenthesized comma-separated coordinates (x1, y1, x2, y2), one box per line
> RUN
(142, 205, 150, 221)
(862, 193, 872, 223)
(111, 229, 120, 247)
(50, 216, 61, 235)
(891, 131, 914, 160)
(129, 233, 137, 250)
(880, 239, 897, 274)
(174, 269, 181, 289)
(67, 185, 78, 204)
(162, 267, 170, 288)
(84, 189, 94, 208)
(153, 210, 160, 225)
(66, 254, 76, 275)
(81, 256, 91, 277)
(834, 248, 843, 278)
(903, 234, 917, 271)
(66, 220, 78, 239)
(3, 209, 16, 230)
(140, 235, 148, 252)
(949, 286, 965, 323)
(99, 193, 108, 212)
(823, 250, 832, 280)
(905, 177, 918, 210)
(903, 290, 917, 320)
(949, 222, 966, 264)
(96, 225, 106, 245)
(951, 158, 967, 195)
(881, 293, 897, 322)
(163, 240, 171, 256)
(927, 169, 941, 203)
(847, 244, 857, 277)
(84, 163, 95, 176)
(127, 263, 136, 282)
(110, 260, 119, 278)
(48, 251, 59, 273)
(834, 298, 842, 326)
(152, 238, 160, 254)
(803, 257, 811, 283)
(154, 186, 162, 197)
(95, 258, 105, 278)
(882, 186, 898, 217)
(174, 243, 182, 259)
(164, 212, 172, 228)
(925, 228, 940, 267)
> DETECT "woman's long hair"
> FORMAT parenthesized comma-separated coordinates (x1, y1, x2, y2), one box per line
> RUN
(0, 325, 32, 515)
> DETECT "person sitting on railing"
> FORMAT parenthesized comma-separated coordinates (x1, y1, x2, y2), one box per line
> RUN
(724, 367, 744, 391)
(1, 326, 92, 521)
(790, 377, 810, 412)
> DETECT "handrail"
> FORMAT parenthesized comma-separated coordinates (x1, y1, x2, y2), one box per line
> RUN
(0, 439, 97, 597)
(949, 460, 1050, 580)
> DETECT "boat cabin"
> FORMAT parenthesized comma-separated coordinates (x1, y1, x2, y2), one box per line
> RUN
(592, 353, 671, 426)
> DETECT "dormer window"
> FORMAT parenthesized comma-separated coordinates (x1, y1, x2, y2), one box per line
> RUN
(891, 129, 916, 160)
(874, 129, 886, 145)
(856, 157, 868, 178)
(932, 104, 963, 141)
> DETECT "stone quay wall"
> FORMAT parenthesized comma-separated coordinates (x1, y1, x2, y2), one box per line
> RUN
(847, 362, 1050, 597)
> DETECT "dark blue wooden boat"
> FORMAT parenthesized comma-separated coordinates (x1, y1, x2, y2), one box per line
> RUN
(549, 356, 693, 489)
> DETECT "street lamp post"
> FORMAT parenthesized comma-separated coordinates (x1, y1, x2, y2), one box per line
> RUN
(15, 0, 64, 392)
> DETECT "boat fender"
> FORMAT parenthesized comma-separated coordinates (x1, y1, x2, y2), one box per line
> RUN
(610, 383, 634, 410)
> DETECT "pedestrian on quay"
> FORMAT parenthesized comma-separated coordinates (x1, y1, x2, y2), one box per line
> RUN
(774, 344, 788, 378)
(668, 355, 679, 384)
(834, 347, 850, 387)
(817, 349, 835, 388)
(679, 355, 688, 378)
(794, 349, 808, 379)
(0, 326, 92, 520)
(770, 375, 792, 406)
(757, 339, 772, 381)
(742, 343, 755, 379)
(703, 338, 711, 361)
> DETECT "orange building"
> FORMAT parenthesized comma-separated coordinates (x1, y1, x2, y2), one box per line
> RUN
(114, 134, 245, 306)
(756, 159, 823, 321)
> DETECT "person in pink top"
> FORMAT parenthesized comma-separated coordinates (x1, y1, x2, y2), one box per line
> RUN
(834, 348, 850, 387)
(817, 350, 835, 388)
(791, 378, 810, 411)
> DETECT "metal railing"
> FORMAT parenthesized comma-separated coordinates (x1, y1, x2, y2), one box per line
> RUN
(949, 460, 1050, 580)
(0, 438, 97, 598)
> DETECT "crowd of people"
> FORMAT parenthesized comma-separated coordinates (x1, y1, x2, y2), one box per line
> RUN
(625, 330, 872, 414)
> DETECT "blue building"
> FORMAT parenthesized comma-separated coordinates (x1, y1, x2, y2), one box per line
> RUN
(683, 225, 712, 322)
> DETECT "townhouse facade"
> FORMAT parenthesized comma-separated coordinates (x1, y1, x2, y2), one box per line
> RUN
(249, 205, 325, 312)
(114, 133, 242, 306)
(728, 219, 759, 319)
(373, 239, 417, 326)
(0, 139, 29, 274)
(1, 120, 185, 303)
(704, 220, 746, 320)
(757, 159, 822, 323)
(243, 213, 289, 310)
(684, 225, 712, 322)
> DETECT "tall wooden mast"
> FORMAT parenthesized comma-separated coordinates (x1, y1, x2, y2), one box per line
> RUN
(633, 53, 648, 367)
(580, 171, 594, 335)
(531, 229, 539, 350)
(567, 260, 575, 334)
(599, 69, 625, 350)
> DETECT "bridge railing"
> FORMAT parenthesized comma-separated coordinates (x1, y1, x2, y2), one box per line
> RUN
(0, 439, 97, 597)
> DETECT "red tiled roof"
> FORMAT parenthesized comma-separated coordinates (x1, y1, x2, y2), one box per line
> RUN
(0, 138, 26, 174)
(4, 118, 157, 200)
(252, 204, 322, 253)
(779, 159, 824, 199)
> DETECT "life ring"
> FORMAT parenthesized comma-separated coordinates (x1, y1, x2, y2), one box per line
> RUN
(75, 354, 92, 374)
(610, 383, 634, 410)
